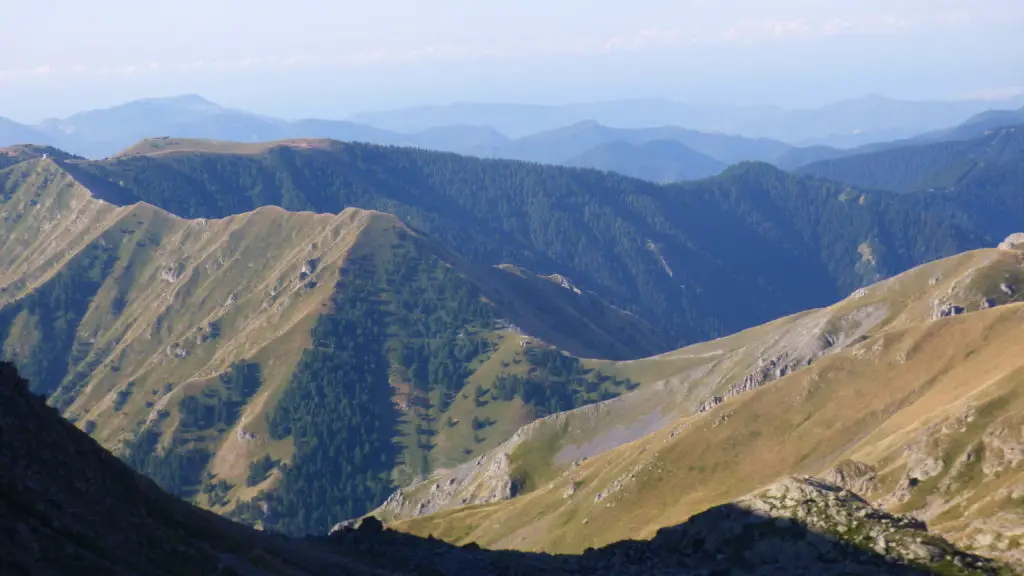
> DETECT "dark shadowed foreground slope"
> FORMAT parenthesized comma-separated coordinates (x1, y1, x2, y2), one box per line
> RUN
(0, 361, 1010, 575)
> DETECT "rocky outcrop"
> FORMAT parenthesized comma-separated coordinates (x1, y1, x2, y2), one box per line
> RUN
(998, 233, 1024, 251)
(648, 476, 1003, 574)
(824, 459, 880, 496)
(696, 303, 886, 414)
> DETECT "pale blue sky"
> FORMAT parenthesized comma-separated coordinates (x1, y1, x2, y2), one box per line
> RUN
(2, 0, 1022, 122)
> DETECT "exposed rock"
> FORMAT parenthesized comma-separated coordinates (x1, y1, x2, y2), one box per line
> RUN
(165, 342, 188, 359)
(299, 258, 319, 281)
(998, 233, 1024, 251)
(642, 476, 1003, 575)
(824, 460, 879, 496)
(160, 264, 184, 283)
(934, 301, 966, 319)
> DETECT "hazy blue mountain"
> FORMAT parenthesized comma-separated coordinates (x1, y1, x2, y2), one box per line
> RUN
(350, 95, 1024, 145)
(775, 106, 1024, 169)
(5, 96, 791, 167)
(797, 124, 1024, 192)
(563, 139, 726, 182)
(486, 120, 793, 165)
(0, 117, 53, 148)
(349, 99, 779, 138)
(21, 96, 515, 159)
(14, 94, 1024, 170)
(952, 106, 1024, 134)
(404, 124, 510, 153)
(33, 95, 406, 158)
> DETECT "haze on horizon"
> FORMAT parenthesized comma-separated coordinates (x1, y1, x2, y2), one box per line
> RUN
(1, 0, 1023, 123)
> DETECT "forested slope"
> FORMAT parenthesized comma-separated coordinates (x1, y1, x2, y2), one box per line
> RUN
(63, 138, 1024, 349)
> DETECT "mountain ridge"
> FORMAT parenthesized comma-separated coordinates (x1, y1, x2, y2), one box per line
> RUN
(388, 240, 1024, 569)
(0, 153, 669, 536)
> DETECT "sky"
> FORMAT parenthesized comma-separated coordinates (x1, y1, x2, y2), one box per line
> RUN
(1, 0, 1023, 122)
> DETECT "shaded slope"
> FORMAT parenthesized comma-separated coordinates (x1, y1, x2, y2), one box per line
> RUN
(0, 361, 1006, 575)
(563, 139, 725, 182)
(393, 243, 1024, 569)
(0, 361, 372, 576)
(57, 139, 1024, 352)
(796, 125, 1024, 192)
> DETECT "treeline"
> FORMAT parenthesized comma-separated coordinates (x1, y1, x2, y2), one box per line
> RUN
(489, 347, 636, 417)
(122, 361, 262, 499)
(259, 239, 498, 536)
(0, 240, 120, 405)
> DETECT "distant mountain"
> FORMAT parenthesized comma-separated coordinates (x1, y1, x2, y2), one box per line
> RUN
(31, 95, 407, 158)
(797, 124, 1024, 192)
(0, 117, 52, 148)
(487, 120, 793, 166)
(952, 106, 1024, 136)
(563, 139, 725, 182)
(350, 94, 1024, 145)
(775, 106, 1024, 169)
(404, 124, 510, 152)
(9, 96, 794, 167)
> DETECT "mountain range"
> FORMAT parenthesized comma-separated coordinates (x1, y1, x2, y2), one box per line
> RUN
(350, 94, 1024, 144)
(4, 95, 1024, 185)
(797, 124, 1024, 193)
(563, 139, 726, 183)
(2, 107, 1024, 573)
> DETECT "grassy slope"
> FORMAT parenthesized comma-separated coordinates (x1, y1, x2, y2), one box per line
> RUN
(381, 247, 1022, 522)
(114, 137, 344, 158)
(0, 156, 669, 518)
(396, 247, 1024, 565)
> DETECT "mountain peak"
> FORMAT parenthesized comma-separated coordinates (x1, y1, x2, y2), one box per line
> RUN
(137, 94, 224, 111)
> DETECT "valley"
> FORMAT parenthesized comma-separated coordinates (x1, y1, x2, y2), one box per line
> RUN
(1, 116, 1023, 572)
(6, 3, 1024, 573)
(390, 242, 1024, 566)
